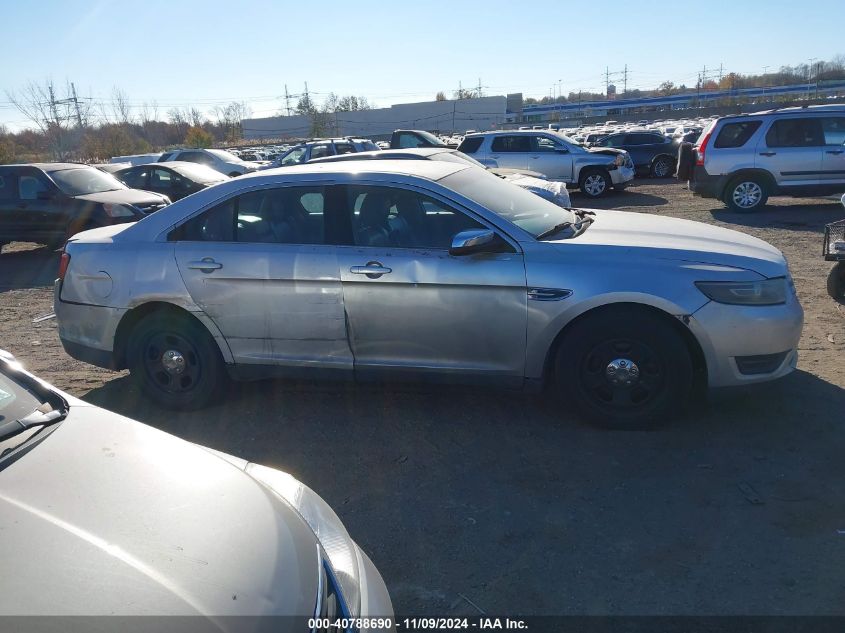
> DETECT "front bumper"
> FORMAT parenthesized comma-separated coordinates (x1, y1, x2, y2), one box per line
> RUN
(688, 292, 804, 388)
(610, 165, 635, 185)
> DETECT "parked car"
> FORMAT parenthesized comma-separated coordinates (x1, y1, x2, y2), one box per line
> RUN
(158, 148, 260, 177)
(108, 152, 163, 166)
(0, 350, 393, 620)
(590, 131, 678, 178)
(56, 161, 803, 428)
(309, 147, 572, 207)
(0, 163, 170, 251)
(113, 161, 229, 202)
(390, 129, 452, 149)
(684, 104, 845, 211)
(458, 130, 635, 198)
(266, 138, 380, 169)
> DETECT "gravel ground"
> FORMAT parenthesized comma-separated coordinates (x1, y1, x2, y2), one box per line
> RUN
(1, 179, 844, 616)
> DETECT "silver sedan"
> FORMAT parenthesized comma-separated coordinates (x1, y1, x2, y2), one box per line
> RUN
(55, 161, 803, 428)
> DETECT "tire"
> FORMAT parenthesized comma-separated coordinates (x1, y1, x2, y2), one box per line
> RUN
(127, 311, 227, 410)
(579, 168, 611, 198)
(724, 176, 768, 212)
(828, 261, 845, 305)
(651, 156, 675, 178)
(553, 307, 693, 429)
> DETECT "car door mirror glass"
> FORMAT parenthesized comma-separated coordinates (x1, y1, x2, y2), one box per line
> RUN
(449, 229, 499, 256)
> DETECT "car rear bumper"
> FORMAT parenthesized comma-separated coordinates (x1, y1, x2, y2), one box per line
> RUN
(54, 281, 123, 369)
(688, 165, 726, 199)
(688, 293, 804, 387)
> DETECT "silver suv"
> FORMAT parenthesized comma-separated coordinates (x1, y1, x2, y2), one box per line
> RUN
(688, 105, 845, 211)
(457, 130, 635, 198)
(266, 137, 379, 168)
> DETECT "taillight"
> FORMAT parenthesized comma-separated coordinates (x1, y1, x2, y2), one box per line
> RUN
(695, 129, 713, 167)
(58, 252, 71, 280)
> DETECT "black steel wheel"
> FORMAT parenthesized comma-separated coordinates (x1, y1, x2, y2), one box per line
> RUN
(554, 306, 693, 429)
(127, 312, 226, 409)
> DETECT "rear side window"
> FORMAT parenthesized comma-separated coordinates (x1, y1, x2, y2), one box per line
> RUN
(457, 137, 483, 154)
(491, 136, 531, 152)
(765, 118, 823, 148)
(0, 174, 16, 200)
(714, 121, 762, 148)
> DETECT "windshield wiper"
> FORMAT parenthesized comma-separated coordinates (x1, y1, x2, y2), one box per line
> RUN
(536, 212, 595, 241)
(0, 405, 66, 443)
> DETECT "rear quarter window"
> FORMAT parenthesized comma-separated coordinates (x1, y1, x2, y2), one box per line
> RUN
(714, 121, 762, 148)
(457, 137, 484, 154)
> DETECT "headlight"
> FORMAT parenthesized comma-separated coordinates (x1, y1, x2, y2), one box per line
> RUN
(245, 464, 361, 617)
(695, 277, 787, 305)
(102, 203, 137, 218)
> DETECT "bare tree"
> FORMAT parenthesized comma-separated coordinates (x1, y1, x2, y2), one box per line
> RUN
(110, 86, 133, 125)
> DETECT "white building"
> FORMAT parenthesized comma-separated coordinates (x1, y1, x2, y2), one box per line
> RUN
(242, 95, 508, 140)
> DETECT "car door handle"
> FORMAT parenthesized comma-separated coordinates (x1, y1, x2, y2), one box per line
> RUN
(826, 149, 845, 155)
(350, 262, 392, 278)
(187, 258, 222, 272)
(759, 151, 777, 157)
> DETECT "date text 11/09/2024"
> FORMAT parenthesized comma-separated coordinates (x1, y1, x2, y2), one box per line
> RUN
(308, 618, 529, 630)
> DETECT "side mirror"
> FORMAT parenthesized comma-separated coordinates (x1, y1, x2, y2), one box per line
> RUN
(449, 229, 502, 256)
(841, 193, 845, 210)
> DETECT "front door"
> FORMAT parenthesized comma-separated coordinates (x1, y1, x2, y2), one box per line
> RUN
(335, 183, 528, 384)
(821, 116, 845, 186)
(489, 134, 531, 172)
(172, 184, 353, 370)
(528, 134, 572, 181)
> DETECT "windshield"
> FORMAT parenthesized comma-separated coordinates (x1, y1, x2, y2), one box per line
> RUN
(279, 147, 306, 166)
(442, 168, 575, 238)
(206, 148, 243, 163)
(173, 163, 227, 183)
(0, 365, 56, 459)
(50, 167, 127, 196)
(430, 151, 487, 169)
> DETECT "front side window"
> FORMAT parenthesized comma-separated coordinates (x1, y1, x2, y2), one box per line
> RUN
(172, 186, 325, 245)
(532, 136, 559, 152)
(334, 143, 355, 155)
(120, 168, 150, 189)
(18, 175, 48, 200)
(765, 118, 823, 148)
(310, 145, 332, 160)
(491, 136, 531, 152)
(280, 147, 306, 166)
(457, 137, 483, 154)
(347, 185, 484, 250)
(822, 117, 845, 146)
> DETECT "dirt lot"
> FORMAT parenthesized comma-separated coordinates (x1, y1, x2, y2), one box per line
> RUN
(1, 179, 844, 616)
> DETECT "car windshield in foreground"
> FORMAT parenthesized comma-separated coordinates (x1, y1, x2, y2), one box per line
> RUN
(50, 167, 127, 196)
(0, 364, 66, 459)
(441, 168, 576, 238)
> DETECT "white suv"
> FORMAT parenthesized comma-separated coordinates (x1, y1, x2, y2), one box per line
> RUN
(158, 148, 260, 177)
(458, 130, 635, 198)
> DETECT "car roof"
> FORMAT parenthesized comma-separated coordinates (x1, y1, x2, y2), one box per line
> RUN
(251, 159, 466, 181)
(310, 148, 451, 163)
(127, 161, 225, 175)
(466, 130, 550, 136)
(4, 162, 92, 172)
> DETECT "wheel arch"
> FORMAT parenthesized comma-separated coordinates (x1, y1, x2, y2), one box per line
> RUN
(113, 301, 233, 369)
(720, 168, 776, 199)
(541, 301, 708, 392)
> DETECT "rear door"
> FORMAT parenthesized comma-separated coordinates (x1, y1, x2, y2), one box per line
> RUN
(821, 116, 845, 186)
(757, 117, 824, 187)
(489, 135, 532, 171)
(172, 184, 352, 370)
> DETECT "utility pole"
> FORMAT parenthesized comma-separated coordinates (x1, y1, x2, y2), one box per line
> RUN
(70, 82, 83, 128)
(718, 64, 724, 85)
(808, 58, 817, 100)
(477, 77, 483, 98)
(284, 84, 291, 117)
(605, 66, 610, 96)
(622, 65, 628, 95)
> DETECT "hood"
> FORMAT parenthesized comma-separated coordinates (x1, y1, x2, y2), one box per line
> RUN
(73, 189, 169, 206)
(586, 147, 626, 157)
(559, 209, 787, 277)
(0, 407, 320, 616)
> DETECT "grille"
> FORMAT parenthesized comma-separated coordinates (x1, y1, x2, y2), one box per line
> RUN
(735, 352, 789, 376)
(824, 219, 845, 261)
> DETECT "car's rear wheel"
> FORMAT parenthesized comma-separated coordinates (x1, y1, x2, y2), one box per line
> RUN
(579, 168, 610, 198)
(828, 261, 845, 305)
(651, 156, 675, 178)
(127, 312, 226, 410)
(724, 176, 768, 212)
(553, 307, 693, 429)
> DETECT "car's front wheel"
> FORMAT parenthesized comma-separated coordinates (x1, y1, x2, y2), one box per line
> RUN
(554, 307, 693, 429)
(579, 168, 610, 198)
(724, 176, 768, 212)
(127, 312, 226, 410)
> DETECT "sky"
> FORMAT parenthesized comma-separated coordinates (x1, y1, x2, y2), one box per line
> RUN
(1, 0, 843, 131)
